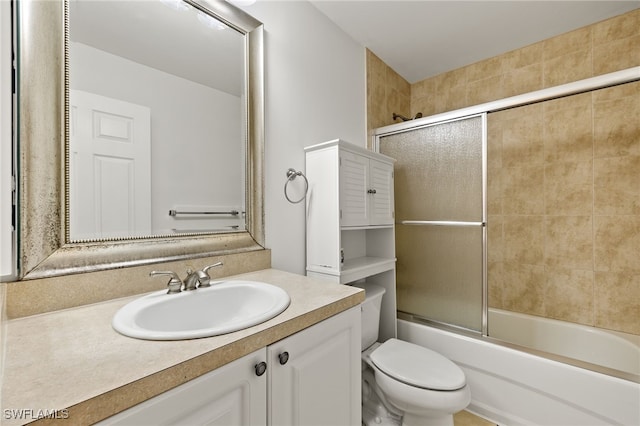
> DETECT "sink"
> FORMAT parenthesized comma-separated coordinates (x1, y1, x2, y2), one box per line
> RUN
(112, 280, 290, 340)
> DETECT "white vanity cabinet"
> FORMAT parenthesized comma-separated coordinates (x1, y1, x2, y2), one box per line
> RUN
(305, 139, 397, 342)
(98, 307, 360, 426)
(97, 348, 268, 425)
(268, 305, 361, 425)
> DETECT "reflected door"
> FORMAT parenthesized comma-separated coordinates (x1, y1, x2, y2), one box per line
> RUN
(69, 90, 151, 240)
(379, 114, 485, 332)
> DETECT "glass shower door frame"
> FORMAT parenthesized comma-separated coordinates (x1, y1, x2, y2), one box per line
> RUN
(374, 113, 488, 336)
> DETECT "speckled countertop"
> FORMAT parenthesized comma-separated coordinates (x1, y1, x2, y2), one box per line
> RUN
(1, 269, 364, 425)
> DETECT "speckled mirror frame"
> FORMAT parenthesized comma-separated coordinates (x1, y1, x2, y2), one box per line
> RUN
(16, 0, 265, 280)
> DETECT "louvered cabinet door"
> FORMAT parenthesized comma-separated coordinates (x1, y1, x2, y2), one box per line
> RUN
(339, 150, 370, 227)
(369, 158, 394, 226)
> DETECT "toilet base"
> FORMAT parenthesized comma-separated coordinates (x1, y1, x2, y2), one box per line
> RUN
(362, 365, 401, 426)
(362, 403, 401, 426)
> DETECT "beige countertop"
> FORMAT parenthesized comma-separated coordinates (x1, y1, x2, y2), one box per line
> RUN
(1, 269, 364, 425)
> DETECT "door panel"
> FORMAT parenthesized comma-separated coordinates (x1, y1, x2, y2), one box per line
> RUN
(69, 90, 151, 240)
(339, 150, 369, 227)
(379, 115, 485, 332)
(369, 159, 394, 225)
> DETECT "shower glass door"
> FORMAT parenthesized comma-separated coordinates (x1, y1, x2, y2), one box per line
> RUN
(378, 114, 486, 332)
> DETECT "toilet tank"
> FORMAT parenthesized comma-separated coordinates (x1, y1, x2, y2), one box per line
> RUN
(354, 283, 386, 350)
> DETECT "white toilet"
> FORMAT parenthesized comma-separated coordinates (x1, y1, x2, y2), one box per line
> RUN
(357, 283, 471, 426)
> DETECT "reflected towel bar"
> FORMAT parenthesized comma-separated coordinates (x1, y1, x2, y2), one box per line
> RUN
(169, 209, 240, 217)
(400, 220, 485, 227)
(171, 226, 240, 233)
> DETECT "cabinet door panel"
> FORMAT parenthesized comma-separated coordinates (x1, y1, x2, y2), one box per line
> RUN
(268, 307, 361, 426)
(340, 151, 369, 227)
(98, 349, 267, 426)
(369, 159, 394, 225)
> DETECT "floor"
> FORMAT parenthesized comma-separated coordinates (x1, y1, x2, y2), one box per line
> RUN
(454, 410, 496, 426)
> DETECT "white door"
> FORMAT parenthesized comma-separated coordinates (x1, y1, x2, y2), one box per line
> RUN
(339, 150, 369, 227)
(369, 159, 394, 225)
(268, 307, 361, 426)
(69, 90, 151, 240)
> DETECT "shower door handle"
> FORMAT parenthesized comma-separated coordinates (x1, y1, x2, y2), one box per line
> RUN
(400, 220, 485, 227)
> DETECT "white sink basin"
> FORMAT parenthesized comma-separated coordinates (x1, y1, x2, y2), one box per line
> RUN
(112, 280, 290, 340)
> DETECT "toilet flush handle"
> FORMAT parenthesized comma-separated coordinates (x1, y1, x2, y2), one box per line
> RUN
(278, 352, 289, 365)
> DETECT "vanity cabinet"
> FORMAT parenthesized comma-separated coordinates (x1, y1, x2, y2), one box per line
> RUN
(305, 139, 398, 342)
(268, 305, 361, 425)
(98, 307, 360, 426)
(97, 348, 267, 425)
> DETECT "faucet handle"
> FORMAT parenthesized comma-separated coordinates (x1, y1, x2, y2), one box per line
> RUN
(197, 262, 224, 288)
(149, 270, 183, 294)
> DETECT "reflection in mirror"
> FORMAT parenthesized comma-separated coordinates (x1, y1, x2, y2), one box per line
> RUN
(68, 0, 246, 241)
(16, 0, 264, 280)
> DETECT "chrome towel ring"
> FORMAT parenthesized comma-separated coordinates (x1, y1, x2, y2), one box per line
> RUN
(284, 168, 308, 204)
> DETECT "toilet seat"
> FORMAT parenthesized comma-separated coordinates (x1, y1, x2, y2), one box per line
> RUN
(370, 338, 466, 391)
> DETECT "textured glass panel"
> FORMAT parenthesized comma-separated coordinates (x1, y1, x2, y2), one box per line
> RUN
(380, 117, 483, 222)
(380, 115, 484, 331)
(396, 224, 483, 331)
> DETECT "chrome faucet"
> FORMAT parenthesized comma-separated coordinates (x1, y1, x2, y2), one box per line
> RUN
(194, 262, 224, 288)
(150, 262, 223, 294)
(149, 270, 183, 294)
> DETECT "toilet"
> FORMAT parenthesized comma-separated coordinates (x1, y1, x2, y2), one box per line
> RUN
(356, 283, 471, 426)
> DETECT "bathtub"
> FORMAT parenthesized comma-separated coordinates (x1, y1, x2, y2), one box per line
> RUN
(488, 308, 640, 376)
(398, 319, 640, 425)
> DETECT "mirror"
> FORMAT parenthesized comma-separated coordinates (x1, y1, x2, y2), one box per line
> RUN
(68, 0, 247, 241)
(16, 0, 264, 279)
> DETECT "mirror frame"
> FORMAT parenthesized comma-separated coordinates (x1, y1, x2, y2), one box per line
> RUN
(17, 0, 265, 280)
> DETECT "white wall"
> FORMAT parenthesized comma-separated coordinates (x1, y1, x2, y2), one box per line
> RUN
(244, 0, 367, 274)
(0, 0, 13, 279)
(0, 0, 10, 408)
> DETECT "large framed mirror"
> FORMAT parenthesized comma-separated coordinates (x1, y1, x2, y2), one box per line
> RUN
(16, 0, 264, 280)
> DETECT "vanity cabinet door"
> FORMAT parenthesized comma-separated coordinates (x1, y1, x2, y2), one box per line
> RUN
(267, 306, 361, 426)
(97, 348, 267, 426)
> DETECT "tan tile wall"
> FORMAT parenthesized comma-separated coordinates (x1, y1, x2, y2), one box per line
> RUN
(366, 8, 639, 335)
(488, 81, 640, 335)
(366, 49, 411, 146)
(410, 9, 640, 117)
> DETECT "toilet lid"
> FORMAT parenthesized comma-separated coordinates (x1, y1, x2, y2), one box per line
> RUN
(370, 338, 466, 391)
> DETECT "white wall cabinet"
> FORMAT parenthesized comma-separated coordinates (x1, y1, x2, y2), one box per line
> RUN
(339, 150, 394, 227)
(98, 307, 360, 426)
(305, 139, 397, 342)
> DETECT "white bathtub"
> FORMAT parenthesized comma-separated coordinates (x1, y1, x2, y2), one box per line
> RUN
(488, 308, 640, 376)
(398, 319, 640, 425)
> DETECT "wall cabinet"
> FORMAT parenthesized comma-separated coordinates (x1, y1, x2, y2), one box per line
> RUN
(305, 139, 397, 342)
(98, 307, 360, 426)
(339, 149, 394, 227)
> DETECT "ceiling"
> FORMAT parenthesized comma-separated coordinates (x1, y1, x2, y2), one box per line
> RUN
(309, 0, 640, 83)
(71, 0, 245, 96)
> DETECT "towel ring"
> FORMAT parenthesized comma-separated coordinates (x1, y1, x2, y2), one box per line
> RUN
(284, 168, 308, 204)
